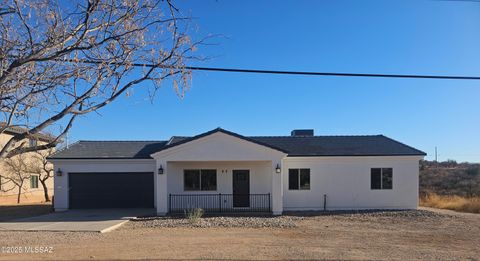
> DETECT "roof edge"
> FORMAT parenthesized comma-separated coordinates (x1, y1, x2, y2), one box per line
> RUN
(287, 154, 426, 157)
(378, 135, 427, 156)
(47, 157, 155, 160)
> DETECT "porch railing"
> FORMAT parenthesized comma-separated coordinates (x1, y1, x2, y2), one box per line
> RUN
(168, 193, 271, 213)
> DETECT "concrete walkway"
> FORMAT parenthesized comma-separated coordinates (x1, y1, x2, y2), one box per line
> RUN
(0, 209, 154, 233)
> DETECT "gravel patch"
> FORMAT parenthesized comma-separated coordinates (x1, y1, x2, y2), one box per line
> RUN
(290, 209, 451, 224)
(285, 209, 447, 218)
(128, 209, 449, 229)
(129, 216, 300, 228)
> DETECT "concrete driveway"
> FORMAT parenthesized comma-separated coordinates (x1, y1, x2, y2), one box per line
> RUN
(0, 209, 154, 233)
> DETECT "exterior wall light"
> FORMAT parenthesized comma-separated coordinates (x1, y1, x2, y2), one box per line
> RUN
(56, 168, 63, 176)
(158, 165, 164, 175)
(275, 164, 281, 174)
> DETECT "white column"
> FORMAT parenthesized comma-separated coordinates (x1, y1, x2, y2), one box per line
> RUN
(53, 163, 68, 211)
(271, 160, 283, 215)
(156, 160, 168, 215)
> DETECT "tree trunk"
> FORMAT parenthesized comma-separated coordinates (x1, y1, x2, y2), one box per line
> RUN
(40, 179, 50, 202)
(17, 185, 21, 204)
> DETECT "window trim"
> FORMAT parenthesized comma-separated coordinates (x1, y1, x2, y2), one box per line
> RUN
(370, 168, 393, 190)
(288, 168, 311, 191)
(183, 169, 217, 191)
(30, 175, 39, 189)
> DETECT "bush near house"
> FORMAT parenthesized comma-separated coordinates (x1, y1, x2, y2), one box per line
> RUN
(184, 208, 204, 224)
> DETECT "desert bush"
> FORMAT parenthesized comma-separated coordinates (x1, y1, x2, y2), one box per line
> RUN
(420, 161, 480, 196)
(466, 166, 480, 177)
(420, 193, 480, 214)
(184, 208, 204, 224)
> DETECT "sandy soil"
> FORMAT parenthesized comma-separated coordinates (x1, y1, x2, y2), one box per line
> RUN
(0, 208, 479, 260)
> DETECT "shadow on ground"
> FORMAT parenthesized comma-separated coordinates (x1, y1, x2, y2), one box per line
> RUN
(0, 203, 52, 221)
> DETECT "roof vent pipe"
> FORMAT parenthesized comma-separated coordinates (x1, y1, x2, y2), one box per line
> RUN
(291, 129, 314, 137)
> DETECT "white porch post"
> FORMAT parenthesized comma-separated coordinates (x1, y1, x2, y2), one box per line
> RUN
(156, 160, 168, 216)
(271, 161, 283, 215)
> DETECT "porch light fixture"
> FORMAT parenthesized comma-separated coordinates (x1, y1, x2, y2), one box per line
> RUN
(56, 168, 63, 176)
(158, 165, 164, 175)
(275, 164, 281, 174)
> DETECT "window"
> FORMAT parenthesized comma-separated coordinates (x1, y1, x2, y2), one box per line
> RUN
(289, 169, 310, 190)
(29, 139, 37, 147)
(200, 169, 217, 191)
(30, 175, 39, 189)
(184, 170, 200, 191)
(371, 168, 393, 190)
(184, 169, 217, 191)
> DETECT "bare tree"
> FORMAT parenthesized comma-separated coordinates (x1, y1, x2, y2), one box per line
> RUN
(0, 0, 205, 159)
(0, 153, 31, 203)
(28, 148, 55, 202)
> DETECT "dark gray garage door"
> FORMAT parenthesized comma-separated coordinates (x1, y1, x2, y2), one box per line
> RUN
(69, 172, 154, 209)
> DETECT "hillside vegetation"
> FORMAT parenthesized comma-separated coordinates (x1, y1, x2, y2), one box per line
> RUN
(419, 160, 480, 213)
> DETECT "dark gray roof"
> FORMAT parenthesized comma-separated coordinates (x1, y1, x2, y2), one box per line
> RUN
(250, 135, 426, 157)
(49, 128, 426, 159)
(50, 141, 168, 159)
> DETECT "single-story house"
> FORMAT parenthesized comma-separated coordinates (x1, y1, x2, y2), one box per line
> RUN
(48, 128, 426, 215)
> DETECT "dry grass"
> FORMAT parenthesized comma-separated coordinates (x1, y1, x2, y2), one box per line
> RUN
(420, 193, 480, 214)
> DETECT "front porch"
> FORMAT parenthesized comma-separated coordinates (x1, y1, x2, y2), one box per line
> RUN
(169, 193, 271, 214)
(151, 129, 287, 216)
(162, 161, 276, 214)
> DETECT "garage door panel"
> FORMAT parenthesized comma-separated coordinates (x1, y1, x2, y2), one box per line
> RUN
(69, 172, 154, 209)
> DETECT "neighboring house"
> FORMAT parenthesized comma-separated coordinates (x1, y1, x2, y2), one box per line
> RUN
(49, 128, 426, 215)
(0, 124, 54, 204)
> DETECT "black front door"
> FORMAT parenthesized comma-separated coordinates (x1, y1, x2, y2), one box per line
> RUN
(232, 170, 250, 207)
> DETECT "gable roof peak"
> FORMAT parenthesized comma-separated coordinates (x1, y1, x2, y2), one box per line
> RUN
(155, 127, 289, 155)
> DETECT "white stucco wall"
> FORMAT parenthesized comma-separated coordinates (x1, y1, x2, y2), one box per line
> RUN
(166, 161, 272, 195)
(282, 156, 421, 210)
(152, 132, 286, 162)
(51, 159, 156, 211)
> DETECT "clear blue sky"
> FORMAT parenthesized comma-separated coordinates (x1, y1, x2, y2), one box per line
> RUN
(68, 0, 480, 163)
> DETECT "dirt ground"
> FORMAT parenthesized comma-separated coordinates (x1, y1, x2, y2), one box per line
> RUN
(0, 203, 52, 222)
(0, 207, 479, 260)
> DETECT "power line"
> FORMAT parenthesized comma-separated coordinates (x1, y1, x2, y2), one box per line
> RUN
(64, 59, 480, 80)
(178, 66, 480, 80)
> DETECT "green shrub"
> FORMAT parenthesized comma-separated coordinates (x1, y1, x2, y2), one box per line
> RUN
(184, 208, 204, 224)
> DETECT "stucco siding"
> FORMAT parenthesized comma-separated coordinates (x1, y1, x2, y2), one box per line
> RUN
(282, 156, 421, 210)
(0, 133, 54, 205)
(153, 132, 286, 162)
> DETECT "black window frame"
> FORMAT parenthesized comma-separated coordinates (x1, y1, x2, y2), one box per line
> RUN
(183, 169, 217, 191)
(370, 168, 393, 190)
(29, 138, 37, 148)
(30, 175, 39, 189)
(288, 168, 311, 190)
